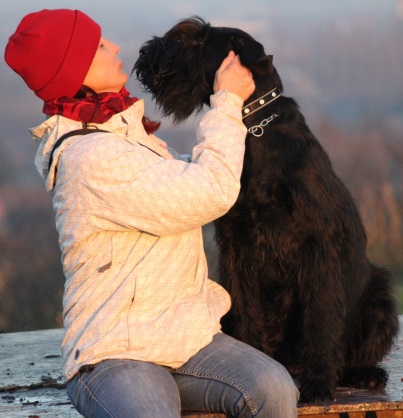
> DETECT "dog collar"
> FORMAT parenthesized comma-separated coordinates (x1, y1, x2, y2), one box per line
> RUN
(242, 87, 282, 119)
(247, 113, 280, 137)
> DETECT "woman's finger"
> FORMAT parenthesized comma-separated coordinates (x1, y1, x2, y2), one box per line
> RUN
(216, 51, 236, 74)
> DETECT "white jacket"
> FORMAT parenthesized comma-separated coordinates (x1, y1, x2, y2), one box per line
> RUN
(30, 90, 246, 380)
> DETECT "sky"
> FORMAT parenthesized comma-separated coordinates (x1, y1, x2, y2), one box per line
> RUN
(0, 0, 401, 172)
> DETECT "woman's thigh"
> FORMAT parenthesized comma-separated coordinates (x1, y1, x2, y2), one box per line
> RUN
(67, 359, 181, 418)
(172, 333, 299, 418)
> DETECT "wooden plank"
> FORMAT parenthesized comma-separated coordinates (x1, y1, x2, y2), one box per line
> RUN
(0, 317, 402, 417)
(302, 412, 403, 418)
(0, 386, 79, 418)
(0, 329, 64, 391)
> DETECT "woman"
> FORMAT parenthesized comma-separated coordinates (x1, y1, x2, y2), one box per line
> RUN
(5, 9, 298, 418)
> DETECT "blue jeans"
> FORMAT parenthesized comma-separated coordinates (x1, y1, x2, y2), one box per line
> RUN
(67, 333, 299, 417)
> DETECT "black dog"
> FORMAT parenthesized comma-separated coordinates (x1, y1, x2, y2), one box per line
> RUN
(133, 17, 399, 402)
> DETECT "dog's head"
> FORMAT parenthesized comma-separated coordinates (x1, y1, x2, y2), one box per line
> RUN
(133, 17, 281, 123)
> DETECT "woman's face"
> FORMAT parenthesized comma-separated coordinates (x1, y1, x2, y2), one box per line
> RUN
(83, 37, 128, 93)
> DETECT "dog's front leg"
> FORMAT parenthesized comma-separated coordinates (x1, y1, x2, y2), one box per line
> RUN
(296, 251, 346, 402)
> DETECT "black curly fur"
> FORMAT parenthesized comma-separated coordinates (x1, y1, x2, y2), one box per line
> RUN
(133, 17, 399, 402)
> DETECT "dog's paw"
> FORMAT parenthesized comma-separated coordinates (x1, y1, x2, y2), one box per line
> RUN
(299, 380, 334, 403)
(341, 366, 388, 390)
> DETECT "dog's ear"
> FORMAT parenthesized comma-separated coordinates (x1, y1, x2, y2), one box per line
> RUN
(248, 55, 273, 79)
(228, 33, 273, 79)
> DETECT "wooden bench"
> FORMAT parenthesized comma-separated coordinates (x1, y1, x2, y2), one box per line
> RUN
(1, 318, 402, 417)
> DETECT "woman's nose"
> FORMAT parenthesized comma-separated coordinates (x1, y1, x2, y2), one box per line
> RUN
(105, 39, 120, 55)
(112, 43, 120, 55)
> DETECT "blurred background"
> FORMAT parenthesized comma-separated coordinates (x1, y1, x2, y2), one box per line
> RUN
(0, 0, 402, 332)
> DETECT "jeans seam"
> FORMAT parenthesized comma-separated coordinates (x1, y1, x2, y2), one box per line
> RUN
(172, 368, 258, 416)
(79, 374, 114, 418)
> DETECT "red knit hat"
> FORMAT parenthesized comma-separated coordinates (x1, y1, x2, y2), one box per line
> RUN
(4, 9, 101, 101)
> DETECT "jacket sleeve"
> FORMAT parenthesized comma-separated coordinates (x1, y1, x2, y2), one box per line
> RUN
(57, 90, 247, 236)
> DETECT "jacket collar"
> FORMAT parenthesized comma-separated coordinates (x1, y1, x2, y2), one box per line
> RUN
(30, 100, 172, 190)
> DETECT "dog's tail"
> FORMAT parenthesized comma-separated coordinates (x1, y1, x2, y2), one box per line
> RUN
(347, 265, 399, 367)
(340, 265, 399, 389)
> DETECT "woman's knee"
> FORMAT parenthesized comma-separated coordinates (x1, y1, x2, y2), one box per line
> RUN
(216, 334, 299, 416)
(250, 357, 299, 417)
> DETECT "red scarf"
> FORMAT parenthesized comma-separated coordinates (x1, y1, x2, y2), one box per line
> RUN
(43, 87, 138, 124)
(43, 87, 160, 134)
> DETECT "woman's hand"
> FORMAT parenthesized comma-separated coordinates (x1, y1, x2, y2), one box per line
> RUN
(213, 51, 255, 101)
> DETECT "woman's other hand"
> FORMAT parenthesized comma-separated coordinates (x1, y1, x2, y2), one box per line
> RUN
(213, 51, 255, 101)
